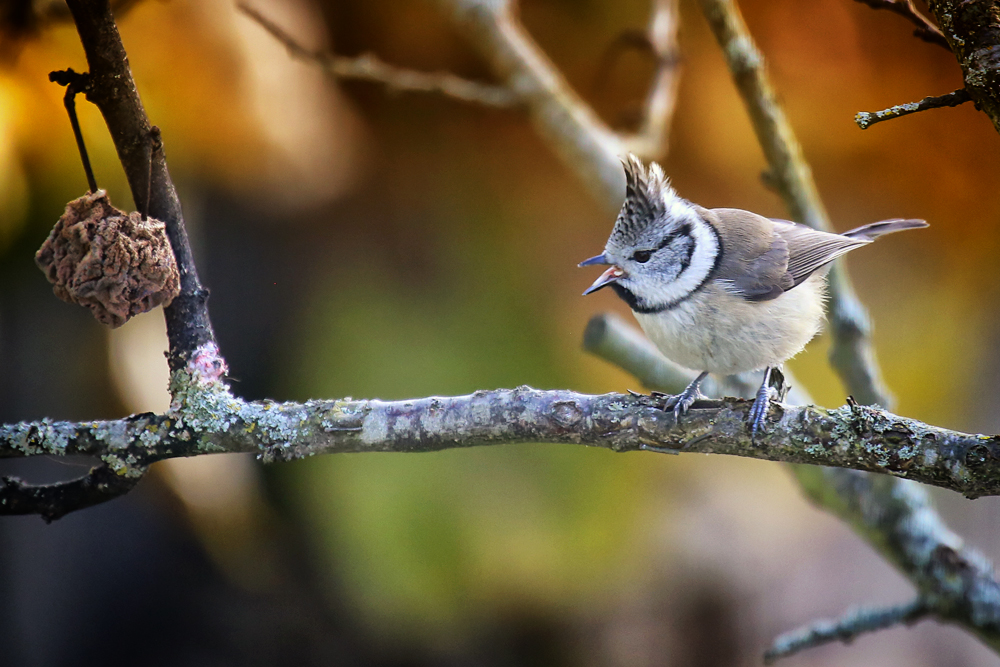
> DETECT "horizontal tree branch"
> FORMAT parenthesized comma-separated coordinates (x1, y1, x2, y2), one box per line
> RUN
(238, 3, 520, 108)
(855, 88, 972, 129)
(3, 383, 1000, 499)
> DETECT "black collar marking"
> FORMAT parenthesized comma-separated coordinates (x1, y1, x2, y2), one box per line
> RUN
(614, 216, 722, 315)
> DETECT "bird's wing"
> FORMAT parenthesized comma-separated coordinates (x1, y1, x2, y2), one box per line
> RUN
(770, 219, 870, 288)
(703, 208, 795, 302)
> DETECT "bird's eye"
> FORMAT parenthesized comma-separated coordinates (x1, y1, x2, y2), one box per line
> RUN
(632, 250, 653, 263)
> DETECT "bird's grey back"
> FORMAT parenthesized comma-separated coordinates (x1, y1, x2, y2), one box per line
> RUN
(703, 207, 926, 302)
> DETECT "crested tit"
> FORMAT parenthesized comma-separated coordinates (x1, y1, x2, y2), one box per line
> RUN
(581, 155, 926, 435)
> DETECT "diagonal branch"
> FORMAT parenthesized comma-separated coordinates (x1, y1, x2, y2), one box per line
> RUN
(854, 0, 951, 49)
(238, 3, 520, 108)
(64, 0, 218, 373)
(764, 599, 931, 663)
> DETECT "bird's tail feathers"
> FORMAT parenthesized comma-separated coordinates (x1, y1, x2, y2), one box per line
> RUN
(842, 218, 928, 241)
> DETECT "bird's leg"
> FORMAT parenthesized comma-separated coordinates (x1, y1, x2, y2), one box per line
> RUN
(748, 366, 774, 437)
(661, 371, 709, 421)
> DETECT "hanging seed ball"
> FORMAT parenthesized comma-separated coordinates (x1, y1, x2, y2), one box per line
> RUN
(35, 190, 181, 328)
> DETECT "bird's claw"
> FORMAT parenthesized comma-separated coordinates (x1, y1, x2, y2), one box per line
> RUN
(748, 383, 775, 438)
(659, 386, 707, 422)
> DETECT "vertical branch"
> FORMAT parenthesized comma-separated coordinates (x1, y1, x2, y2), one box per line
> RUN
(926, 0, 1000, 134)
(696, 0, 892, 407)
(63, 0, 217, 373)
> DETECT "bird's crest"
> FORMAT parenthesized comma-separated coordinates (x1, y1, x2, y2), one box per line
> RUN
(611, 154, 676, 244)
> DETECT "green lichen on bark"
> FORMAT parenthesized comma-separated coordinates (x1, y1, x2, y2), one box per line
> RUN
(927, 0, 1000, 133)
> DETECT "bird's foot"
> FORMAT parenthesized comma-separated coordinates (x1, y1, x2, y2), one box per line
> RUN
(660, 380, 708, 422)
(748, 367, 782, 438)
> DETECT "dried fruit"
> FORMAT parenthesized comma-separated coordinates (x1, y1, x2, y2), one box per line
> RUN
(36, 190, 180, 328)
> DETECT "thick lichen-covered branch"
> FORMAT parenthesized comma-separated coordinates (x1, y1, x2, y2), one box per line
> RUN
(4, 379, 1000, 500)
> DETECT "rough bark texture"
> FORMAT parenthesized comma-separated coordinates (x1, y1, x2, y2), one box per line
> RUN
(927, 0, 1000, 134)
(3, 382, 1000, 498)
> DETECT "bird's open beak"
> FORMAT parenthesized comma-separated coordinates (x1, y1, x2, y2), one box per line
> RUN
(580, 253, 624, 295)
(578, 253, 610, 267)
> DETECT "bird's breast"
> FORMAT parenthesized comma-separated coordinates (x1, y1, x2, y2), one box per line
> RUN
(632, 277, 826, 375)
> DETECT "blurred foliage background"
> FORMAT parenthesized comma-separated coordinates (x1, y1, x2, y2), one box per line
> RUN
(1, 0, 1000, 665)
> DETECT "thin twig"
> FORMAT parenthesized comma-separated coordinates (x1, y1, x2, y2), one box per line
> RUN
(764, 599, 930, 663)
(856, 88, 971, 129)
(49, 68, 98, 193)
(437, 0, 628, 206)
(855, 0, 951, 50)
(238, 3, 519, 108)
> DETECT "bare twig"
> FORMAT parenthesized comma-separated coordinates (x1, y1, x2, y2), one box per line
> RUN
(238, 3, 520, 108)
(856, 88, 972, 129)
(764, 599, 930, 663)
(435, 0, 627, 206)
(854, 0, 950, 49)
(49, 68, 98, 193)
(794, 466, 1000, 656)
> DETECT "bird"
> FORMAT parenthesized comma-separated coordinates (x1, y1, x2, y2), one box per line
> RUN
(580, 155, 926, 435)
